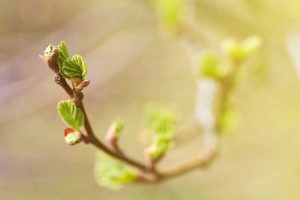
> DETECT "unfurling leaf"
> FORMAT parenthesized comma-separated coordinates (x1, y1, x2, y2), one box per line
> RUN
(61, 55, 87, 80)
(57, 41, 70, 69)
(145, 105, 177, 160)
(57, 100, 84, 131)
(94, 153, 138, 190)
(45, 41, 88, 81)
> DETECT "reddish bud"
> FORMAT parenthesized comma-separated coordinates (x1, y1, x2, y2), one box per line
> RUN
(41, 45, 59, 73)
(64, 128, 82, 145)
(76, 80, 90, 92)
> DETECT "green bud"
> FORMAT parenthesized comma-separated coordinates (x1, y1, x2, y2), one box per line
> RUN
(198, 52, 224, 79)
(106, 120, 124, 144)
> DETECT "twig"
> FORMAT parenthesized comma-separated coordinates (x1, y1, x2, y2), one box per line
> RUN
(42, 41, 240, 184)
(54, 73, 151, 172)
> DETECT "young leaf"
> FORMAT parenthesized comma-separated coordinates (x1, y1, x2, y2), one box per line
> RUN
(57, 41, 70, 69)
(94, 153, 138, 190)
(61, 55, 87, 79)
(57, 100, 84, 131)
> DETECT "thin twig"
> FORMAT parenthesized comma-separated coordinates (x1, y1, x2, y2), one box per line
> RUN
(54, 73, 152, 172)
(43, 42, 240, 183)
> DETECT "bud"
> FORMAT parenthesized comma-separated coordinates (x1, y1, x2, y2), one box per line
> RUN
(76, 80, 90, 92)
(106, 120, 124, 147)
(64, 128, 82, 145)
(221, 36, 262, 62)
(70, 77, 83, 88)
(198, 52, 224, 79)
(40, 45, 59, 73)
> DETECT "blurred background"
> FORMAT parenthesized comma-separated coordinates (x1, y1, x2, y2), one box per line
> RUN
(1, 0, 300, 199)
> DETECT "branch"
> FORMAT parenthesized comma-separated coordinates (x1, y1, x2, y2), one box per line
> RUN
(54, 73, 152, 172)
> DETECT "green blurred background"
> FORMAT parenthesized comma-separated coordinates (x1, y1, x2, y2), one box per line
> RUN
(1, 0, 300, 199)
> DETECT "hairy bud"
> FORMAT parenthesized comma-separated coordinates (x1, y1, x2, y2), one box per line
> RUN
(64, 128, 82, 145)
(40, 45, 59, 73)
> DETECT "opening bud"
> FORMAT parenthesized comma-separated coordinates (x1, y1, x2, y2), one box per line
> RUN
(76, 80, 91, 92)
(41, 45, 59, 73)
(64, 128, 82, 145)
(106, 120, 124, 149)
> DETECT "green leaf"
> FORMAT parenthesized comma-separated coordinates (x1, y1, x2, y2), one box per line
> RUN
(61, 55, 87, 79)
(57, 100, 84, 131)
(94, 153, 138, 190)
(57, 41, 70, 69)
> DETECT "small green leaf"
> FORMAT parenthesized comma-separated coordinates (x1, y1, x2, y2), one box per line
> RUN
(57, 100, 84, 131)
(61, 55, 87, 79)
(94, 153, 138, 190)
(57, 41, 70, 69)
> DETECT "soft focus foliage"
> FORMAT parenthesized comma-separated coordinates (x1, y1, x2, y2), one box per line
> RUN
(219, 106, 237, 133)
(221, 36, 262, 62)
(153, 0, 185, 32)
(197, 52, 223, 79)
(94, 153, 138, 190)
(145, 106, 177, 159)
